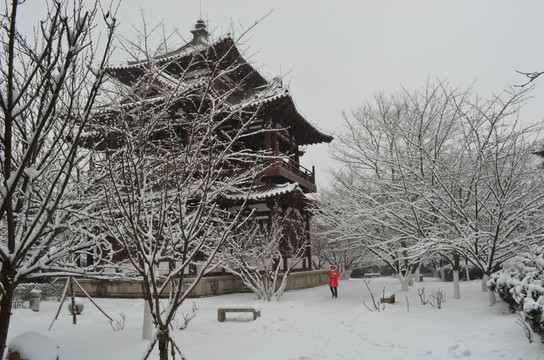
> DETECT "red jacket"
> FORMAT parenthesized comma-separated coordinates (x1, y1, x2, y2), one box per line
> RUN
(328, 269, 340, 287)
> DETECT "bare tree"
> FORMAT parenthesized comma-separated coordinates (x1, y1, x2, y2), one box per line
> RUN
(318, 83, 456, 290)
(0, 0, 115, 356)
(218, 205, 310, 301)
(317, 81, 544, 298)
(312, 189, 372, 278)
(84, 18, 271, 359)
(415, 85, 544, 302)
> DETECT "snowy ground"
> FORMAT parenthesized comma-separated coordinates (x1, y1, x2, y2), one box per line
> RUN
(8, 277, 544, 359)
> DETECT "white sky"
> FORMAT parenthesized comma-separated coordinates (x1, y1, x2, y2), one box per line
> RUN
(15, 0, 544, 190)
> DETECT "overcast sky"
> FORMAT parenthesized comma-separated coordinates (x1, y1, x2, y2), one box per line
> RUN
(16, 0, 544, 190)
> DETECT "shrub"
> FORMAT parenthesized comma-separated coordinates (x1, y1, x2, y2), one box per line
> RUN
(13, 282, 65, 302)
(488, 246, 544, 340)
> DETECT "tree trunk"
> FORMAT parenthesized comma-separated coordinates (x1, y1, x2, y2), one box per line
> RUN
(69, 277, 77, 324)
(453, 254, 461, 299)
(158, 328, 169, 360)
(453, 271, 461, 299)
(481, 274, 496, 305)
(0, 273, 14, 358)
(488, 287, 497, 306)
(482, 274, 490, 292)
(142, 300, 153, 340)
(397, 272, 409, 291)
(439, 267, 446, 282)
(465, 258, 470, 281)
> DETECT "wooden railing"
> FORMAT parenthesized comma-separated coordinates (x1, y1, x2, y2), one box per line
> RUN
(275, 158, 315, 184)
(259, 156, 317, 192)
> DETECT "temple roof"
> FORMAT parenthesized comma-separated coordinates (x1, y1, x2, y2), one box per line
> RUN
(105, 20, 332, 146)
(106, 36, 267, 90)
(237, 79, 333, 145)
(224, 182, 306, 201)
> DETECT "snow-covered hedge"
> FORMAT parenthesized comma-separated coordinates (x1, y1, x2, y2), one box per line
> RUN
(14, 282, 64, 302)
(488, 246, 544, 340)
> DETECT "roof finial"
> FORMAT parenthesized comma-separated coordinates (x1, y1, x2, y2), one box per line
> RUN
(190, 18, 209, 45)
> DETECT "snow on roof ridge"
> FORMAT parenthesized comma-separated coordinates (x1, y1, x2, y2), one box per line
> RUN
(237, 82, 291, 109)
(106, 36, 233, 71)
(225, 182, 304, 201)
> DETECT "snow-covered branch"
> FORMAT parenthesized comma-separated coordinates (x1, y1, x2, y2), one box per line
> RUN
(0, 0, 117, 357)
(315, 81, 544, 294)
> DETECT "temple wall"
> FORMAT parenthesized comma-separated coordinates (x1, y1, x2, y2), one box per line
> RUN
(75, 270, 329, 298)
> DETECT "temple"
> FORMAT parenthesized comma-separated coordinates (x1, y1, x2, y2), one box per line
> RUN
(82, 20, 332, 294)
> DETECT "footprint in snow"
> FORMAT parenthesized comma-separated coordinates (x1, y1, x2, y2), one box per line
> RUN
(447, 343, 471, 358)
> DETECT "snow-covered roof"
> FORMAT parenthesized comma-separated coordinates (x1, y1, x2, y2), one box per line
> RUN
(237, 77, 290, 108)
(102, 21, 332, 146)
(235, 78, 333, 145)
(107, 39, 217, 71)
(225, 182, 305, 201)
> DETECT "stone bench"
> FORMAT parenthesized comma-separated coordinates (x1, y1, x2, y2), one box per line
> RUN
(380, 293, 395, 304)
(218, 307, 261, 322)
(363, 273, 381, 278)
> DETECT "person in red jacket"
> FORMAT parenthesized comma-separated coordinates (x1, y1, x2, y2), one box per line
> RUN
(328, 264, 340, 298)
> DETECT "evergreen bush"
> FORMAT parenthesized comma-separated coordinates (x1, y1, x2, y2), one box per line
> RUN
(488, 246, 544, 340)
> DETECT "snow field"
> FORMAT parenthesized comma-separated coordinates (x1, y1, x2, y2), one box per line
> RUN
(7, 277, 544, 359)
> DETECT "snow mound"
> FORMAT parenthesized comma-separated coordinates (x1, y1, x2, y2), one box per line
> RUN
(9, 331, 59, 360)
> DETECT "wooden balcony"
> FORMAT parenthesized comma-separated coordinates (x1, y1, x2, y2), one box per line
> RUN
(260, 158, 316, 193)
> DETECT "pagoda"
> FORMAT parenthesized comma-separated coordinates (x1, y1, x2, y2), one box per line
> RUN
(93, 19, 332, 276)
